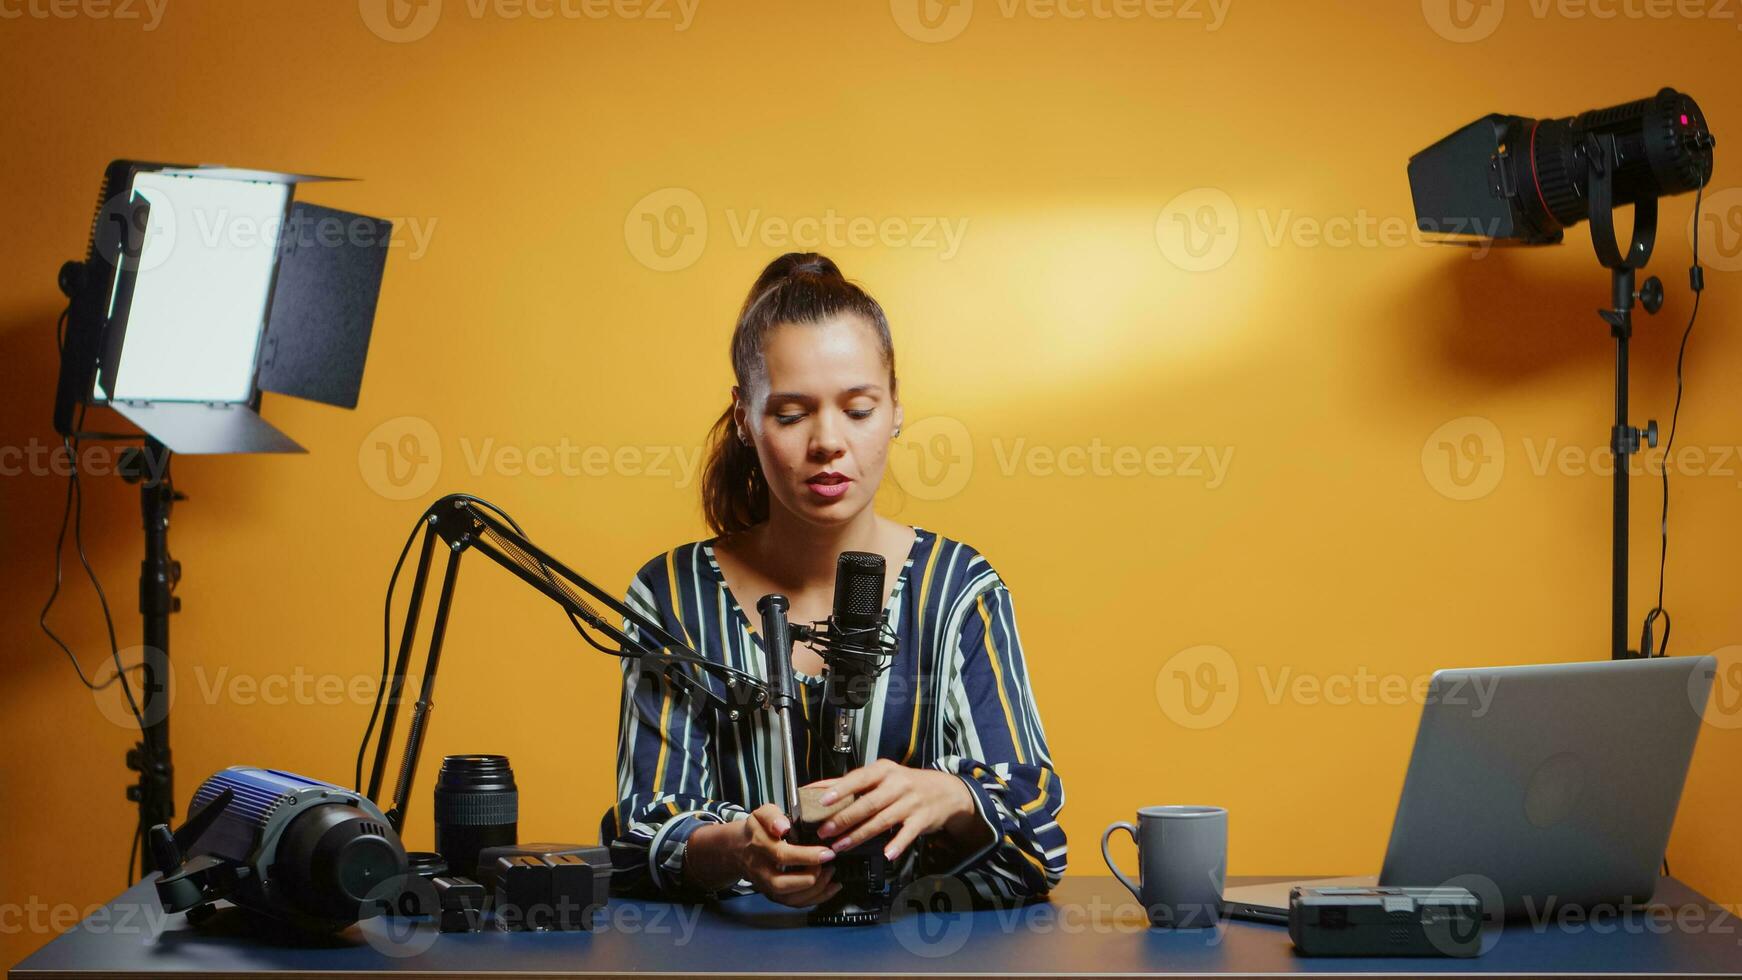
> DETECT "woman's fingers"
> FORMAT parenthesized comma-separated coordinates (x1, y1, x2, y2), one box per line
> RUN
(766, 864, 833, 897)
(773, 876, 843, 909)
(883, 820, 925, 861)
(750, 804, 791, 840)
(835, 796, 910, 851)
(773, 840, 836, 867)
(822, 783, 901, 843)
(811, 759, 894, 805)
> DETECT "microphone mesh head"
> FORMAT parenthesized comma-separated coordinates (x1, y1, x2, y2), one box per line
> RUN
(833, 551, 886, 629)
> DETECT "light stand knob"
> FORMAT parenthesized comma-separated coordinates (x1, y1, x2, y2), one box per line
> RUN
(1638, 276, 1665, 314)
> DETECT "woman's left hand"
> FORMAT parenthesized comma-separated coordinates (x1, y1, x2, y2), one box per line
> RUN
(806, 759, 987, 861)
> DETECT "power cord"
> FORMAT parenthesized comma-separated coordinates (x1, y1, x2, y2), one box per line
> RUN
(1638, 151, 1711, 660)
(353, 494, 585, 793)
(353, 496, 737, 795)
(39, 392, 145, 726)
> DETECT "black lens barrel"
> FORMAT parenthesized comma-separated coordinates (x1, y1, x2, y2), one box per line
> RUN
(433, 754, 518, 879)
(1520, 88, 1712, 231)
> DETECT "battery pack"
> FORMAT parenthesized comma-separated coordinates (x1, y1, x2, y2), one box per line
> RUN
(1289, 886, 1484, 958)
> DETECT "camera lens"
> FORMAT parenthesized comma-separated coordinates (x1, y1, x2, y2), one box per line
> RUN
(433, 754, 518, 879)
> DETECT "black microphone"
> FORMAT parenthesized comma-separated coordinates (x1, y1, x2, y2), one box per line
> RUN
(803, 551, 913, 926)
(817, 551, 888, 778)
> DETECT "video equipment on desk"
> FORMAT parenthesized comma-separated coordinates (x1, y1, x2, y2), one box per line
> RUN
(1407, 89, 1716, 661)
(757, 551, 918, 926)
(351, 494, 774, 927)
(145, 492, 768, 938)
(47, 159, 391, 876)
(433, 754, 519, 881)
(149, 767, 409, 932)
(1288, 886, 1483, 958)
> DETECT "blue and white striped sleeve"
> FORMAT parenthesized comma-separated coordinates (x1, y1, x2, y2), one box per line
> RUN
(927, 581, 1068, 900)
(600, 570, 754, 901)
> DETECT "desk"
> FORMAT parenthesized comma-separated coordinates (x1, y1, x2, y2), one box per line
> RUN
(10, 876, 1740, 979)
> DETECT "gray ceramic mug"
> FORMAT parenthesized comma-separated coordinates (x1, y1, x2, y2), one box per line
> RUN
(1101, 805, 1227, 928)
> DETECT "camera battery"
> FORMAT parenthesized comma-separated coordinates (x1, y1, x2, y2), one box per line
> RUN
(1289, 886, 1484, 958)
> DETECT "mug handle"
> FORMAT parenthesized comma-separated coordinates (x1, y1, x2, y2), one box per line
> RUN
(1100, 821, 1142, 904)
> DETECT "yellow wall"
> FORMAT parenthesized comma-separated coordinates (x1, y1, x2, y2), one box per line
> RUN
(4, 0, 1740, 965)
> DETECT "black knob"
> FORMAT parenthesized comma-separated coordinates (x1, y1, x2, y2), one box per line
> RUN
(1645, 421, 1659, 449)
(58, 260, 86, 299)
(148, 824, 182, 875)
(1639, 276, 1665, 315)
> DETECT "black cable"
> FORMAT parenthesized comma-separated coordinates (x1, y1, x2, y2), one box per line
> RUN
(354, 495, 760, 794)
(355, 493, 579, 793)
(1640, 158, 1709, 659)
(128, 822, 141, 886)
(40, 396, 145, 727)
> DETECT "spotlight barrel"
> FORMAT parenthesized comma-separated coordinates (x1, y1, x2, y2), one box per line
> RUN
(1408, 88, 1714, 245)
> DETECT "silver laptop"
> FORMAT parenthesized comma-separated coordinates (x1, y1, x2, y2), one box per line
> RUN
(1224, 655, 1717, 923)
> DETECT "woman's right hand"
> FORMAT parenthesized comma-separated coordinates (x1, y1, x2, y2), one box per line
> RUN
(738, 804, 841, 908)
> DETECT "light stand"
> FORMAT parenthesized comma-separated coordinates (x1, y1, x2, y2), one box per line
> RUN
(52, 160, 393, 875)
(118, 437, 182, 854)
(1585, 133, 1666, 660)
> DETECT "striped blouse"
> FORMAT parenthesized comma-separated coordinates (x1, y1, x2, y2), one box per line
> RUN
(600, 526, 1067, 906)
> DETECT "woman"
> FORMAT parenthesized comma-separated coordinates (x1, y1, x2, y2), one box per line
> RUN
(601, 253, 1065, 909)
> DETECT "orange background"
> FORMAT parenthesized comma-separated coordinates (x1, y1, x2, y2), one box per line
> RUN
(4, 0, 1741, 967)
